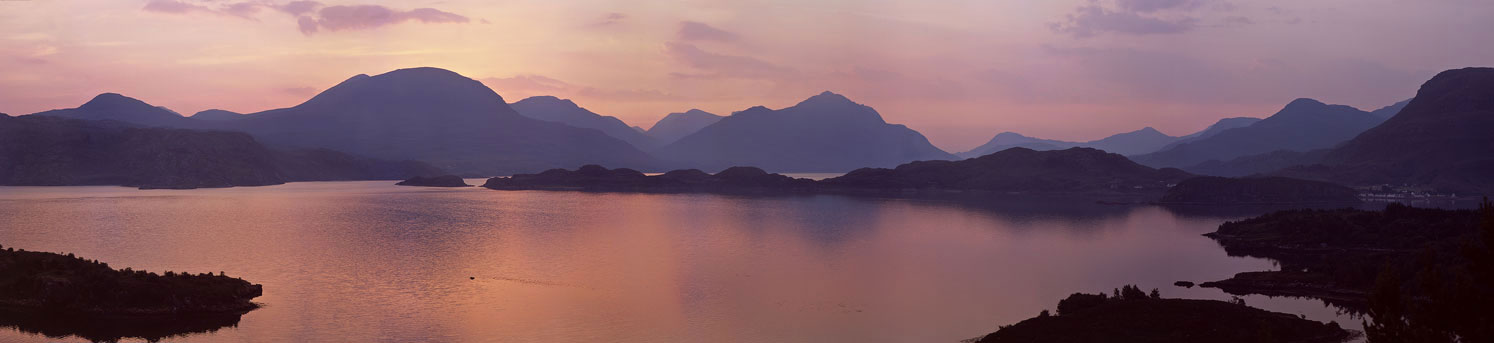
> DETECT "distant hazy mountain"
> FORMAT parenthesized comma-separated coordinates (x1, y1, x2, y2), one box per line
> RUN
(0, 115, 432, 188)
(1369, 99, 1411, 119)
(1084, 127, 1180, 156)
(31, 93, 189, 127)
(1159, 117, 1262, 151)
(0, 115, 441, 189)
(1132, 98, 1386, 169)
(646, 109, 722, 145)
(653, 91, 955, 173)
(510, 96, 659, 150)
(191, 109, 244, 121)
(958, 127, 1179, 158)
(826, 147, 1191, 193)
(0, 114, 282, 188)
(1280, 68, 1494, 193)
(210, 67, 660, 175)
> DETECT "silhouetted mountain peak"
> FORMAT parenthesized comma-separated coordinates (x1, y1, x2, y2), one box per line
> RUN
(796, 91, 857, 107)
(1264, 98, 1372, 124)
(1135, 127, 1163, 135)
(293, 67, 510, 117)
(732, 106, 774, 117)
(1407, 67, 1494, 116)
(228, 67, 660, 175)
(79, 93, 173, 115)
(191, 109, 243, 121)
(647, 109, 724, 144)
(993, 132, 1030, 139)
(515, 95, 575, 107)
(1283, 98, 1327, 110)
(378, 67, 469, 81)
(656, 92, 952, 172)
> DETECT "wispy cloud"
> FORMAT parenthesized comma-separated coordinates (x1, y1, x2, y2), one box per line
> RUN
(1050, 5, 1198, 38)
(307, 6, 468, 34)
(587, 12, 628, 29)
(663, 42, 791, 80)
(1047, 0, 1248, 38)
(141, 1, 470, 35)
(677, 21, 739, 42)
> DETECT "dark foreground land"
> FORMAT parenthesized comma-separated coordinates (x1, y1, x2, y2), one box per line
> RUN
(1202, 200, 1494, 341)
(1201, 203, 1482, 309)
(0, 245, 262, 342)
(0, 245, 261, 315)
(973, 286, 1351, 343)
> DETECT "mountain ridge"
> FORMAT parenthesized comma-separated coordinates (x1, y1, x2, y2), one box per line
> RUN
(654, 91, 955, 173)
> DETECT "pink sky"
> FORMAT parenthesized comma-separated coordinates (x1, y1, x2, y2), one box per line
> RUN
(2, 0, 1491, 151)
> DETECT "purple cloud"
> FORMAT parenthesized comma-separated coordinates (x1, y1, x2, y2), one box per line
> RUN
(677, 21, 739, 42)
(297, 16, 320, 35)
(663, 42, 792, 79)
(277, 1, 322, 16)
(308, 5, 468, 32)
(222, 2, 262, 19)
(1050, 5, 1197, 38)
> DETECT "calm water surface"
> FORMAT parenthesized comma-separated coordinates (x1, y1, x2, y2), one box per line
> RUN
(0, 181, 1359, 342)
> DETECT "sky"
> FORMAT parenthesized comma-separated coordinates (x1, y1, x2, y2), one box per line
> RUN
(2, 0, 1492, 152)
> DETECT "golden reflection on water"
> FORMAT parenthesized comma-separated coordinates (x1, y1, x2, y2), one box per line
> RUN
(0, 182, 1354, 342)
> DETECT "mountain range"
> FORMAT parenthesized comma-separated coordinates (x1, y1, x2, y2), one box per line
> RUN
(26, 69, 958, 176)
(958, 116, 1262, 159)
(510, 96, 660, 150)
(1131, 98, 1387, 169)
(1275, 67, 1494, 193)
(12, 66, 1494, 193)
(653, 91, 956, 173)
(959, 127, 1179, 158)
(28, 68, 663, 176)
